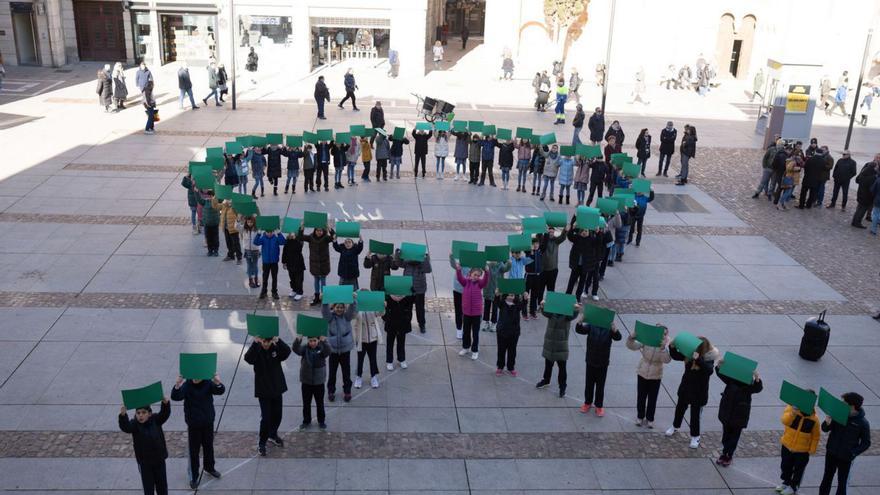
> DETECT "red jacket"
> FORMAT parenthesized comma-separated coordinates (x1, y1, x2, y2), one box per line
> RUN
(456, 267, 489, 316)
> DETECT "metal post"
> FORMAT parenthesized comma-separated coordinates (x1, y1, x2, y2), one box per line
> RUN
(600, 0, 616, 113)
(845, 28, 872, 150)
(228, 0, 237, 110)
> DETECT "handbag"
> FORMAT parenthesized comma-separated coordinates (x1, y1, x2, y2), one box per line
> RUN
(153, 109, 160, 122)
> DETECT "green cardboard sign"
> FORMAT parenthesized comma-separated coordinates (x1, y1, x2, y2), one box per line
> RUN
(323, 285, 354, 304)
(719, 352, 758, 385)
(496, 128, 512, 140)
(282, 217, 301, 234)
(316, 129, 333, 141)
(206, 147, 224, 159)
(392, 127, 405, 140)
(482, 124, 497, 136)
(485, 245, 510, 262)
(516, 127, 533, 140)
(497, 278, 526, 295)
(540, 133, 557, 145)
(576, 206, 601, 230)
(779, 380, 817, 415)
(672, 331, 702, 357)
(434, 121, 450, 131)
(459, 250, 487, 268)
(335, 221, 360, 238)
(121, 381, 163, 410)
(507, 233, 533, 252)
(623, 162, 641, 178)
(232, 200, 259, 217)
(247, 314, 279, 338)
(612, 194, 635, 211)
(400, 242, 427, 262)
(415, 122, 432, 131)
(597, 198, 619, 215)
(468, 120, 484, 133)
(225, 142, 244, 155)
(256, 215, 280, 231)
(179, 352, 217, 380)
(231, 191, 255, 203)
(384, 275, 413, 295)
(206, 156, 226, 171)
(632, 178, 651, 194)
(235, 135, 251, 146)
(634, 321, 665, 347)
(452, 120, 468, 131)
(303, 131, 318, 144)
(369, 239, 394, 256)
(818, 388, 851, 425)
(266, 133, 283, 145)
(286, 135, 303, 148)
(192, 169, 215, 189)
(251, 135, 268, 148)
(559, 145, 575, 156)
(297, 314, 328, 338)
(522, 216, 547, 235)
(544, 291, 577, 316)
(544, 211, 568, 228)
(303, 211, 328, 229)
(356, 290, 385, 312)
(188, 161, 208, 175)
(610, 153, 630, 165)
(336, 131, 352, 143)
(451, 240, 478, 258)
(349, 124, 367, 137)
(583, 304, 615, 329)
(214, 184, 233, 201)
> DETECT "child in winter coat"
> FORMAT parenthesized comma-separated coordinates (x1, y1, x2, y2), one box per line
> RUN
(524, 239, 543, 319)
(574, 156, 591, 205)
(281, 231, 305, 299)
(481, 260, 510, 332)
(530, 145, 546, 195)
(345, 136, 360, 186)
(244, 336, 291, 456)
(611, 205, 631, 263)
(322, 298, 358, 402)
(333, 237, 364, 289)
(182, 174, 201, 234)
(818, 392, 871, 495)
(241, 216, 261, 288)
(119, 398, 171, 494)
(250, 148, 266, 197)
(495, 291, 527, 376)
(715, 364, 763, 466)
(666, 337, 719, 449)
(383, 294, 414, 370)
(515, 139, 532, 191)
(364, 251, 394, 291)
(537, 301, 581, 397)
(628, 190, 653, 246)
(449, 252, 471, 339)
(392, 250, 432, 333)
(576, 320, 622, 417)
(292, 335, 331, 430)
(170, 373, 225, 489)
(281, 145, 303, 194)
(389, 134, 410, 179)
(456, 264, 489, 359)
(354, 307, 383, 389)
(359, 136, 373, 182)
(236, 153, 250, 194)
(467, 134, 482, 184)
(540, 145, 560, 201)
(197, 192, 220, 256)
(253, 228, 286, 300)
(302, 145, 317, 192)
(370, 132, 390, 181)
(498, 139, 516, 189)
(298, 226, 335, 305)
(557, 152, 575, 204)
(778, 403, 821, 494)
(219, 200, 241, 263)
(435, 131, 449, 178)
(626, 326, 671, 428)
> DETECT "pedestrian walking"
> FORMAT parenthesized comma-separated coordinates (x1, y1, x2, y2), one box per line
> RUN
(630, 67, 649, 104)
(143, 80, 157, 135)
(569, 68, 582, 103)
(370, 101, 385, 130)
(177, 62, 198, 110)
(501, 56, 514, 80)
(246, 47, 259, 84)
(461, 25, 469, 50)
(217, 64, 228, 102)
(135, 62, 153, 102)
(202, 62, 222, 107)
(828, 150, 857, 209)
(96, 68, 113, 113)
(170, 373, 225, 489)
(338, 68, 360, 111)
(432, 41, 444, 70)
(851, 158, 879, 228)
(314, 75, 330, 120)
(243, 335, 291, 456)
(388, 49, 400, 78)
(827, 84, 849, 117)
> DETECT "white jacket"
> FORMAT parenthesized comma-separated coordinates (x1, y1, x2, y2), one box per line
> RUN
(626, 335, 672, 380)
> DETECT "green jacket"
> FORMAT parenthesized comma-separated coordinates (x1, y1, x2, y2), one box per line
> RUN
(541, 310, 579, 361)
(482, 260, 510, 299)
(198, 196, 220, 227)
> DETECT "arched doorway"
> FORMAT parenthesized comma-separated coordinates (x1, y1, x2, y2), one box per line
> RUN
(714, 13, 757, 79)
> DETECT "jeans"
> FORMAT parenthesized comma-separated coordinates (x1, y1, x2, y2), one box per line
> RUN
(386, 331, 406, 363)
(679, 154, 690, 181)
(612, 226, 630, 258)
(479, 160, 495, 185)
(244, 250, 259, 277)
(145, 107, 156, 131)
(559, 183, 571, 197)
(872, 206, 880, 234)
(347, 162, 356, 183)
(313, 275, 326, 295)
(636, 376, 661, 421)
(496, 332, 519, 371)
(301, 384, 325, 424)
(316, 97, 325, 118)
(189, 206, 197, 226)
(672, 400, 702, 436)
(584, 364, 608, 407)
(390, 157, 401, 177)
(258, 396, 283, 444)
(576, 187, 586, 204)
(455, 158, 466, 175)
(541, 176, 556, 197)
(203, 87, 219, 104)
(361, 161, 371, 179)
(187, 424, 215, 481)
(572, 127, 582, 146)
(721, 424, 743, 457)
(356, 340, 379, 377)
(500, 167, 511, 185)
(286, 171, 299, 190)
(516, 160, 529, 188)
(238, 176, 248, 194)
(657, 152, 672, 174)
(327, 351, 352, 394)
(755, 168, 773, 196)
(436, 156, 446, 175)
(817, 181, 827, 205)
(179, 88, 196, 109)
(819, 454, 853, 495)
(829, 180, 850, 207)
(780, 446, 810, 491)
(462, 314, 481, 352)
(542, 359, 567, 388)
(779, 187, 794, 206)
(252, 176, 264, 195)
(334, 166, 344, 184)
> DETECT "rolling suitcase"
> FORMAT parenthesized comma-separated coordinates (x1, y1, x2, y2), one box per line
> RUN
(798, 310, 830, 361)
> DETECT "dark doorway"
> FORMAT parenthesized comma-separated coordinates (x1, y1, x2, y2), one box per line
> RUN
(10, 3, 39, 65)
(73, 1, 126, 61)
(445, 0, 485, 36)
(729, 39, 743, 78)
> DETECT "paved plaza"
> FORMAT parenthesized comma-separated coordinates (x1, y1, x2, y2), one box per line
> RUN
(1, 59, 880, 493)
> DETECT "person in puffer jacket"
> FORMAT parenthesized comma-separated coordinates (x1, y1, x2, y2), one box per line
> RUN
(292, 335, 331, 430)
(515, 138, 532, 192)
(253, 228, 286, 300)
(818, 392, 871, 495)
(321, 297, 358, 403)
(332, 237, 363, 289)
(665, 337, 719, 449)
(626, 326, 671, 428)
(714, 362, 763, 466)
(452, 130, 471, 180)
(576, 320, 621, 417)
(467, 134, 482, 184)
(456, 264, 489, 358)
(778, 402, 821, 494)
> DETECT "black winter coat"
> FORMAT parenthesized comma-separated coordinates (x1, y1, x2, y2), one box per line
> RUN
(333, 240, 363, 279)
(801, 155, 826, 188)
(383, 295, 414, 335)
(370, 107, 385, 129)
(498, 142, 516, 167)
(636, 134, 652, 160)
(604, 126, 625, 146)
(364, 254, 393, 291)
(281, 236, 306, 271)
(243, 340, 291, 398)
(856, 164, 878, 206)
(832, 157, 857, 183)
(669, 346, 716, 406)
(177, 68, 192, 90)
(680, 134, 697, 158)
(589, 159, 607, 184)
(572, 109, 585, 129)
(588, 113, 605, 142)
(96, 74, 113, 106)
(118, 400, 170, 465)
(567, 229, 605, 270)
(659, 127, 677, 154)
(314, 80, 330, 101)
(299, 230, 334, 276)
(170, 379, 225, 427)
(412, 130, 433, 155)
(262, 146, 284, 180)
(716, 370, 763, 429)
(822, 408, 871, 460)
(496, 297, 525, 336)
(224, 156, 240, 186)
(578, 323, 621, 367)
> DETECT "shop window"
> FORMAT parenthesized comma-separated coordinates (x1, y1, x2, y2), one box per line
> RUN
(238, 15, 292, 48)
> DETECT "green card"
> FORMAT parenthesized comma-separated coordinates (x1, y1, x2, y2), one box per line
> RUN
(192, 169, 215, 189)
(516, 127, 533, 139)
(256, 215, 280, 231)
(214, 184, 233, 201)
(610, 153, 629, 165)
(356, 290, 385, 312)
(719, 352, 758, 385)
(206, 156, 225, 171)
(597, 198, 618, 215)
(303, 131, 318, 144)
(612, 194, 635, 211)
(586, 145, 603, 158)
(559, 145, 575, 156)
(179, 352, 217, 380)
(303, 211, 328, 229)
(335, 221, 360, 238)
(540, 133, 557, 145)
(282, 217, 301, 234)
(623, 162, 641, 178)
(576, 206, 601, 230)
(252, 135, 268, 147)
(468, 120, 484, 133)
(323, 285, 354, 304)
(779, 380, 817, 415)
(485, 245, 510, 262)
(235, 135, 252, 146)
(232, 200, 259, 217)
(415, 122, 432, 131)
(206, 147, 224, 159)
(231, 191, 253, 203)
(634, 321, 665, 347)
(522, 216, 547, 235)
(818, 388, 851, 425)
(400, 242, 427, 262)
(225, 141, 243, 155)
(121, 381, 163, 410)
(286, 135, 303, 148)
(188, 161, 207, 175)
(544, 211, 568, 228)
(384, 275, 413, 295)
(434, 121, 450, 131)
(297, 314, 328, 338)
(452, 120, 468, 131)
(247, 314, 279, 338)
(544, 291, 577, 316)
(497, 278, 526, 295)
(266, 133, 283, 145)
(392, 127, 405, 140)
(349, 124, 367, 137)
(632, 178, 651, 194)
(507, 233, 532, 252)
(335, 131, 351, 143)
(451, 240, 478, 258)
(369, 239, 394, 256)
(482, 124, 497, 136)
(316, 129, 333, 141)
(459, 250, 487, 268)
(583, 304, 615, 329)
(672, 331, 702, 357)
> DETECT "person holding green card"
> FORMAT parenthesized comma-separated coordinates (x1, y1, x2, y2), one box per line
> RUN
(565, 223, 606, 301)
(171, 373, 225, 488)
(468, 133, 482, 184)
(452, 128, 471, 181)
(666, 336, 719, 449)
(365, 248, 394, 291)
(778, 400, 821, 494)
(536, 299, 581, 397)
(298, 224, 335, 306)
(254, 227, 286, 300)
(333, 236, 364, 289)
(197, 191, 221, 257)
(449, 251, 471, 339)
(292, 334, 331, 430)
(818, 392, 871, 495)
(383, 293, 414, 369)
(576, 318, 621, 417)
(539, 144, 559, 201)
(539, 224, 567, 295)
(354, 300, 384, 389)
(626, 325, 671, 428)
(557, 148, 575, 204)
(524, 238, 543, 319)
(244, 335, 291, 456)
(481, 259, 510, 332)
(393, 248, 432, 333)
(370, 130, 390, 181)
(280, 144, 303, 194)
(388, 132, 409, 179)
(456, 262, 489, 359)
(495, 290, 527, 376)
(282, 229, 305, 300)
(715, 360, 763, 467)
(515, 137, 532, 192)
(322, 295, 358, 402)
(182, 174, 201, 235)
(118, 396, 171, 495)
(628, 189, 654, 247)
(529, 143, 546, 195)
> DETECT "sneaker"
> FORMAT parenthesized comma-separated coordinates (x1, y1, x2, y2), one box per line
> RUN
(509, 370, 518, 377)
(456, 329, 463, 339)
(481, 321, 490, 331)
(579, 403, 592, 414)
(386, 363, 394, 370)
(370, 375, 380, 388)
(595, 407, 605, 417)
(294, 293, 303, 301)
(205, 469, 222, 479)
(272, 293, 280, 300)
(774, 484, 787, 493)
(591, 295, 599, 301)
(319, 422, 327, 430)
(400, 361, 408, 369)
(635, 418, 644, 427)
(343, 393, 352, 402)
(258, 444, 267, 456)
(289, 290, 296, 298)
(268, 436, 284, 447)
(689, 436, 700, 449)
(354, 376, 363, 389)
(471, 352, 479, 360)
(489, 323, 496, 332)
(496, 369, 503, 376)
(536, 379, 550, 389)
(458, 348, 471, 356)
(664, 427, 677, 436)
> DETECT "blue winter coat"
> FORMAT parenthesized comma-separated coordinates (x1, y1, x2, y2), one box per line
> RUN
(557, 157, 575, 185)
(479, 138, 498, 161)
(254, 232, 286, 263)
